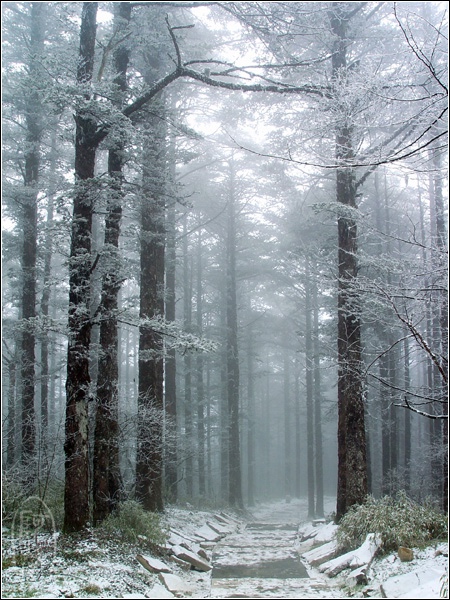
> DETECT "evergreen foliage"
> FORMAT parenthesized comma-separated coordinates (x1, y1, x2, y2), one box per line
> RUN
(337, 492, 448, 553)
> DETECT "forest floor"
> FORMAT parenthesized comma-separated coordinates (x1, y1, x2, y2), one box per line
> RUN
(1, 497, 447, 599)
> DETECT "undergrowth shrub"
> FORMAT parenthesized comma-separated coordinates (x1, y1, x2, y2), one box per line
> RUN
(99, 500, 167, 547)
(337, 491, 447, 553)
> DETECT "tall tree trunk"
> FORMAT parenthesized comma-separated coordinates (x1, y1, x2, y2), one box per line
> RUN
(312, 277, 324, 517)
(164, 187, 178, 501)
(294, 358, 301, 499)
(196, 229, 206, 497)
(64, 2, 98, 533)
(220, 294, 229, 500)
(7, 352, 17, 468)
(331, 4, 367, 519)
(182, 214, 194, 498)
(403, 337, 411, 493)
(40, 126, 58, 461)
(226, 161, 243, 508)
(284, 349, 292, 498)
(305, 273, 315, 518)
(247, 321, 255, 507)
(135, 98, 166, 513)
(93, 1, 131, 525)
(21, 2, 45, 474)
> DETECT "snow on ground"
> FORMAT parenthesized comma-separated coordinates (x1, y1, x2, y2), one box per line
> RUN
(1, 498, 448, 599)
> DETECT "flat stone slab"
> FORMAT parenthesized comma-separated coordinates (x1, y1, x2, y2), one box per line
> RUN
(171, 544, 212, 572)
(195, 524, 222, 542)
(158, 572, 195, 596)
(380, 567, 444, 598)
(136, 554, 171, 574)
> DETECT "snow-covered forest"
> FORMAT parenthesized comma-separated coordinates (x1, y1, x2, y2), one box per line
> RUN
(1, 2, 448, 592)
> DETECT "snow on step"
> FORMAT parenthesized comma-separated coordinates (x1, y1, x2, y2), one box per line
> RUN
(319, 533, 381, 577)
(158, 572, 195, 596)
(206, 519, 233, 535)
(136, 554, 171, 574)
(195, 524, 222, 542)
(380, 567, 444, 598)
(170, 544, 212, 571)
(302, 540, 339, 566)
(313, 522, 338, 544)
(298, 523, 320, 541)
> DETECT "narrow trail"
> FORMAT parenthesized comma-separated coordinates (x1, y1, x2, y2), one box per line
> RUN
(209, 499, 344, 599)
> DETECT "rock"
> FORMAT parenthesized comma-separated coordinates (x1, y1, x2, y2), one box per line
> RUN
(380, 567, 443, 598)
(312, 518, 326, 526)
(313, 523, 338, 544)
(346, 565, 368, 587)
(320, 533, 381, 577)
(298, 524, 319, 541)
(206, 520, 232, 535)
(398, 546, 414, 562)
(136, 554, 171, 574)
(146, 583, 176, 598)
(195, 524, 222, 542)
(168, 555, 191, 570)
(213, 513, 233, 526)
(170, 545, 212, 572)
(302, 540, 339, 566)
(158, 573, 195, 597)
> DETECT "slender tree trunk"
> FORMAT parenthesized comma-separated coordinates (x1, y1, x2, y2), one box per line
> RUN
(247, 321, 255, 507)
(284, 350, 292, 498)
(182, 214, 194, 498)
(7, 354, 17, 468)
(21, 2, 46, 473)
(294, 358, 301, 499)
(226, 161, 243, 508)
(64, 2, 98, 533)
(93, 1, 131, 525)
(196, 229, 206, 497)
(220, 295, 229, 500)
(403, 337, 411, 493)
(312, 277, 324, 517)
(164, 190, 178, 500)
(331, 4, 367, 519)
(305, 274, 315, 518)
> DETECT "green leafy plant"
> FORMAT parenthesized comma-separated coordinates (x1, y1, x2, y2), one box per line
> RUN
(99, 500, 167, 547)
(337, 491, 448, 553)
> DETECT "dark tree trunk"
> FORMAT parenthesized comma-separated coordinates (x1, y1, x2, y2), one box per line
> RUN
(135, 99, 166, 513)
(93, 1, 131, 525)
(220, 296, 229, 500)
(64, 2, 98, 533)
(330, 4, 367, 520)
(21, 2, 45, 472)
(226, 162, 243, 508)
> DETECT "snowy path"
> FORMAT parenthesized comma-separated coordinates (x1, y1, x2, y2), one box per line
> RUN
(209, 499, 344, 598)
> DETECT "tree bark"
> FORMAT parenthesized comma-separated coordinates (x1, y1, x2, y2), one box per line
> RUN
(196, 229, 206, 497)
(313, 276, 324, 517)
(93, 1, 131, 525)
(64, 2, 98, 533)
(21, 2, 45, 473)
(135, 98, 166, 513)
(331, 4, 367, 520)
(226, 161, 243, 508)
(305, 273, 315, 517)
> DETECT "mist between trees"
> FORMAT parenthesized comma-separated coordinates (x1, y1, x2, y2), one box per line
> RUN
(2, 1, 447, 532)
